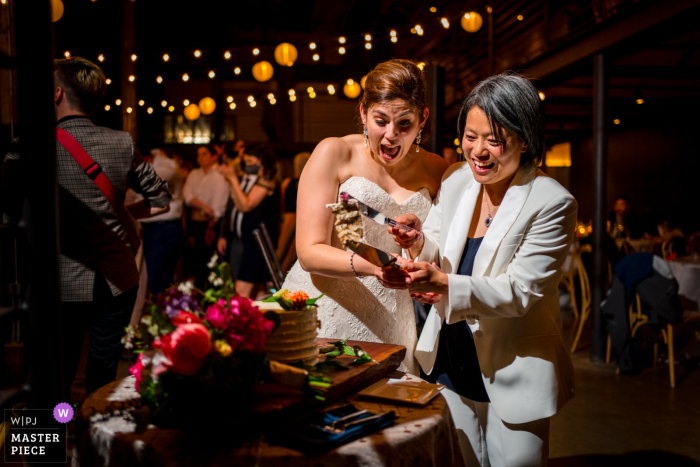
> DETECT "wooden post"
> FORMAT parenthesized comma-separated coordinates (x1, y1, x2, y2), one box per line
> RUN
(591, 53, 608, 363)
(120, 0, 137, 138)
(424, 64, 444, 156)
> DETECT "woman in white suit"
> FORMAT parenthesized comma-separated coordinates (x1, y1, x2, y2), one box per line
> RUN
(382, 73, 577, 466)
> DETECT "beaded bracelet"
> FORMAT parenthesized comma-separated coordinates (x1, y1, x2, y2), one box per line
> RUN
(350, 252, 360, 278)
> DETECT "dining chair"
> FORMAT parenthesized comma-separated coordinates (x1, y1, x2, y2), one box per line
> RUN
(560, 244, 580, 322)
(253, 227, 284, 291)
(570, 245, 592, 353)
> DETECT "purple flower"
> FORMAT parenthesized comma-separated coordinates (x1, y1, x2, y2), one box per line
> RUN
(158, 285, 200, 318)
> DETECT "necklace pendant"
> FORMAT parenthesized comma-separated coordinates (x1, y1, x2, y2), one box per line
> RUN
(485, 215, 493, 228)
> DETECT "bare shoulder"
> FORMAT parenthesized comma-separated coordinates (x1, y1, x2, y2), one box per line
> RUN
(310, 136, 353, 162)
(420, 150, 449, 197)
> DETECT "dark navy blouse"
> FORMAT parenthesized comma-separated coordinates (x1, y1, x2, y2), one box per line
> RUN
(427, 236, 490, 402)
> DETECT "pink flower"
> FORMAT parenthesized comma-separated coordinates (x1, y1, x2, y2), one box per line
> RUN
(224, 296, 274, 354)
(204, 300, 231, 330)
(129, 353, 145, 387)
(158, 324, 212, 376)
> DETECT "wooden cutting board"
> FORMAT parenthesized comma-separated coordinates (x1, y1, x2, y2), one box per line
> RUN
(253, 338, 406, 417)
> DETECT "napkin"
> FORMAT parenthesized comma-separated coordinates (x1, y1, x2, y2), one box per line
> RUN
(269, 404, 396, 454)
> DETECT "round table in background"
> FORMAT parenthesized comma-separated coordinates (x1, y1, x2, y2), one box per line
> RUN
(75, 374, 465, 467)
(668, 256, 700, 309)
(615, 238, 659, 254)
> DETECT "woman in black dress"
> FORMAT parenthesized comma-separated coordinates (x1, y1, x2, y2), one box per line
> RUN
(218, 144, 279, 298)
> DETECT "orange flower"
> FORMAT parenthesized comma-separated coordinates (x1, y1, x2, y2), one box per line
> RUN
(284, 291, 309, 309)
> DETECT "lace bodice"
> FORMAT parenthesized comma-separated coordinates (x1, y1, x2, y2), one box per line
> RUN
(283, 177, 433, 374)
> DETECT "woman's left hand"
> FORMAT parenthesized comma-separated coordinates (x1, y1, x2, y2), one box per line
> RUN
(403, 261, 449, 295)
(374, 256, 412, 289)
(410, 292, 442, 305)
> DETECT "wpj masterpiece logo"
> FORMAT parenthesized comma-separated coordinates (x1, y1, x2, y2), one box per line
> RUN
(3, 403, 72, 463)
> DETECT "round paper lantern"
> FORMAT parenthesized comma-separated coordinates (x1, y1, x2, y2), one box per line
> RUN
(252, 61, 274, 82)
(198, 97, 216, 115)
(461, 12, 483, 33)
(360, 75, 368, 90)
(51, 0, 65, 22)
(343, 79, 362, 99)
(274, 43, 298, 67)
(184, 103, 201, 121)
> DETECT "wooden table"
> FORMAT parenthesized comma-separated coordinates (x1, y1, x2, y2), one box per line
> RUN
(75, 340, 464, 466)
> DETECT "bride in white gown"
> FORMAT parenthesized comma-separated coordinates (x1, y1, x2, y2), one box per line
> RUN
(282, 59, 448, 374)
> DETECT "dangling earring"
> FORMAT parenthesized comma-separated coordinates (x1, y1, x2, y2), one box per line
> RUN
(363, 124, 368, 148)
(415, 127, 423, 152)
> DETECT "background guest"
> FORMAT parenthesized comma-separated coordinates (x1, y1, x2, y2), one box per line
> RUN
(218, 143, 279, 298)
(3, 57, 171, 400)
(277, 151, 311, 273)
(182, 144, 229, 288)
(140, 147, 184, 295)
(609, 195, 642, 239)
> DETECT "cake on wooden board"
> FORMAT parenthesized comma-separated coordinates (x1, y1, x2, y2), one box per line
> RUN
(255, 301, 319, 365)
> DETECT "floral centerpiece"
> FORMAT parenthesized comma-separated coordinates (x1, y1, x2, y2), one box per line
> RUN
(123, 255, 376, 425)
(123, 256, 283, 425)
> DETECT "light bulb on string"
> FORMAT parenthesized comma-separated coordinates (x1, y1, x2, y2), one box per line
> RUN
(430, 6, 437, 12)
(194, 50, 201, 58)
(208, 70, 216, 78)
(106, 79, 112, 85)
(104, 105, 110, 111)
(253, 48, 260, 55)
(339, 37, 346, 44)
(339, 47, 345, 54)
(250, 101, 257, 108)
(128, 75, 135, 82)
(126, 107, 133, 114)
(441, 17, 449, 28)
(289, 89, 296, 96)
(309, 42, 317, 50)
(309, 92, 316, 99)
(229, 103, 236, 110)
(328, 85, 335, 95)
(131, 54, 137, 62)
(97, 54, 104, 62)
(64, 51, 71, 58)
(161, 100, 167, 107)
(415, 25, 424, 35)
(538, 91, 546, 101)
(168, 105, 174, 112)
(248, 96, 254, 102)
(182, 73, 189, 82)
(138, 100, 145, 106)
(234, 67, 241, 75)
(313, 54, 320, 61)
(270, 98, 276, 105)
(290, 95, 297, 102)
(183, 99, 190, 106)
(156, 76, 163, 84)
(365, 43, 372, 50)
(147, 107, 153, 114)
(227, 96, 234, 103)
(115, 99, 122, 106)
(267, 93, 275, 100)
(418, 62, 425, 70)
(162, 54, 169, 62)
(391, 37, 398, 43)
(517, 15, 524, 21)
(307, 87, 314, 93)
(224, 51, 231, 59)
(364, 34, 372, 41)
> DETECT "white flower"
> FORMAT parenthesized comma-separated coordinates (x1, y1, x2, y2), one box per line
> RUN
(141, 315, 152, 326)
(213, 277, 224, 287)
(207, 253, 218, 269)
(177, 281, 194, 295)
(208, 271, 218, 284)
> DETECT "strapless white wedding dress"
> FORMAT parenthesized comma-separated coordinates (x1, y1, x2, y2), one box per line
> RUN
(282, 177, 433, 374)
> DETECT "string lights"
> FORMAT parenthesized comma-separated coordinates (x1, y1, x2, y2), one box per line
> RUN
(96, 6, 505, 116)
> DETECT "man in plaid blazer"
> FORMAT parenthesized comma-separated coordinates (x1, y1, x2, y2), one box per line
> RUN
(4, 57, 171, 398)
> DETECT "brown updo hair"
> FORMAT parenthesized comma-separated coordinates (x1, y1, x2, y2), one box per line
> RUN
(360, 59, 430, 143)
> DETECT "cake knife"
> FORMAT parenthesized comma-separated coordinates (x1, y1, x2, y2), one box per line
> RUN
(340, 192, 422, 238)
(346, 241, 399, 268)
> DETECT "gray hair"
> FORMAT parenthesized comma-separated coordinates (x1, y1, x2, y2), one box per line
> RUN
(457, 72, 544, 167)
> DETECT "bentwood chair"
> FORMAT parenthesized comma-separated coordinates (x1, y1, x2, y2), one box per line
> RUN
(560, 243, 580, 322)
(570, 245, 592, 353)
(686, 231, 700, 255)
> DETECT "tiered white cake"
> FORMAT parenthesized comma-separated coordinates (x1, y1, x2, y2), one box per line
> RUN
(254, 301, 319, 365)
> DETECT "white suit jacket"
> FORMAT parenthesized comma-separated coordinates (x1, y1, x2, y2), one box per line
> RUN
(414, 162, 577, 424)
